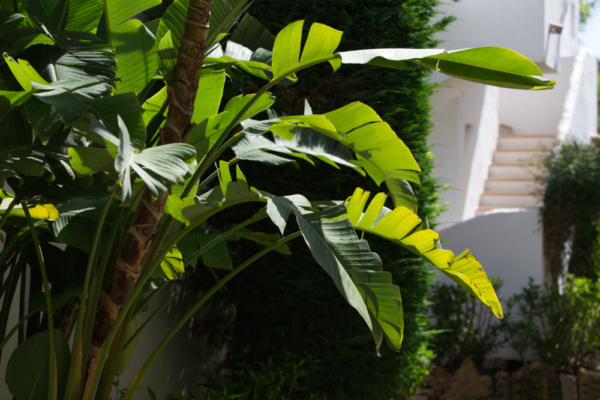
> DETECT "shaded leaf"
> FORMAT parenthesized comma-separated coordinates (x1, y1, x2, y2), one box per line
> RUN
(6, 329, 71, 400)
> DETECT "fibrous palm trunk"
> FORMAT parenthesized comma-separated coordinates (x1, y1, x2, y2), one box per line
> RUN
(86, 0, 214, 378)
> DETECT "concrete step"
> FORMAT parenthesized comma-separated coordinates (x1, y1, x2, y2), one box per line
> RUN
(489, 163, 542, 178)
(480, 192, 540, 208)
(493, 149, 543, 163)
(497, 134, 555, 150)
(485, 178, 539, 192)
(476, 206, 536, 216)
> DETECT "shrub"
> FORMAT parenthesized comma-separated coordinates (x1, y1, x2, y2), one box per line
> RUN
(501, 276, 600, 371)
(430, 278, 505, 370)
(210, 1, 453, 398)
(538, 140, 600, 283)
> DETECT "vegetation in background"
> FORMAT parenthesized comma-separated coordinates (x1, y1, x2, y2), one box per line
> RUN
(538, 140, 600, 284)
(580, 0, 598, 25)
(204, 1, 455, 398)
(430, 278, 505, 371)
(501, 276, 600, 371)
(0, 0, 553, 399)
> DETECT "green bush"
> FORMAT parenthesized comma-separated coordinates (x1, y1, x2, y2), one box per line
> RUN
(164, 350, 326, 400)
(430, 278, 505, 370)
(501, 276, 600, 371)
(208, 1, 454, 399)
(538, 140, 600, 282)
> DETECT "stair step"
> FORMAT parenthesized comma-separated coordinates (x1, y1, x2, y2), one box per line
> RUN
(493, 149, 542, 163)
(489, 164, 541, 178)
(485, 178, 539, 192)
(480, 192, 540, 207)
(476, 206, 537, 216)
(497, 135, 556, 150)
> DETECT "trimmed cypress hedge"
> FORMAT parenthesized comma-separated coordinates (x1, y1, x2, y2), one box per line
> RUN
(200, 1, 454, 398)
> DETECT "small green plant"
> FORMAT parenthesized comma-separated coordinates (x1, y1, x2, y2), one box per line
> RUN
(164, 350, 326, 400)
(501, 276, 600, 371)
(538, 140, 600, 283)
(430, 278, 505, 370)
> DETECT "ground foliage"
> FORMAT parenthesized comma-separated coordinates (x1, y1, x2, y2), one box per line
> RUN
(538, 140, 600, 282)
(501, 276, 600, 371)
(195, 1, 455, 398)
(430, 278, 505, 372)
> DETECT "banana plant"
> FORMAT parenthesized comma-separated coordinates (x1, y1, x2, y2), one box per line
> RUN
(0, 0, 555, 399)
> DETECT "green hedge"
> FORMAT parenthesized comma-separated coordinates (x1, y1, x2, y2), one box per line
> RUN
(202, 1, 453, 398)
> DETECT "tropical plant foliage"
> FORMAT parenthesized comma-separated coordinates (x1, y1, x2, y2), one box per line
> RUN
(0, 0, 554, 399)
(537, 140, 600, 284)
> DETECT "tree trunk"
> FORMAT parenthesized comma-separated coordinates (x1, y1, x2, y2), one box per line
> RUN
(86, 0, 214, 377)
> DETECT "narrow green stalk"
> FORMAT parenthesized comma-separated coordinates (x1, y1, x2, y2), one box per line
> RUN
(0, 309, 36, 351)
(79, 206, 125, 395)
(103, 0, 112, 44)
(57, 0, 69, 31)
(83, 203, 265, 398)
(123, 231, 303, 400)
(142, 217, 176, 276)
(23, 205, 56, 400)
(123, 295, 174, 349)
(64, 190, 116, 400)
(182, 211, 268, 265)
(133, 280, 169, 317)
(182, 53, 336, 200)
(12, 0, 17, 12)
(82, 54, 336, 399)
(18, 266, 26, 344)
(0, 196, 19, 232)
(95, 307, 135, 400)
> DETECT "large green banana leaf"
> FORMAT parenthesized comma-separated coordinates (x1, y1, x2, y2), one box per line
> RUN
(267, 20, 554, 90)
(69, 116, 196, 202)
(231, 102, 420, 211)
(343, 188, 503, 318)
(266, 198, 404, 353)
(113, 20, 157, 95)
(164, 162, 404, 352)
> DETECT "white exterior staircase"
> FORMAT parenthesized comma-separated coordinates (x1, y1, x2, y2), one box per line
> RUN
(477, 133, 554, 215)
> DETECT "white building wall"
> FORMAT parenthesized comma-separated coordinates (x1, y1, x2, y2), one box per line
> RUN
(498, 59, 571, 135)
(434, 0, 580, 69)
(462, 86, 499, 221)
(430, 80, 493, 225)
(437, 209, 545, 359)
(433, 0, 546, 62)
(438, 209, 544, 301)
(558, 47, 599, 142)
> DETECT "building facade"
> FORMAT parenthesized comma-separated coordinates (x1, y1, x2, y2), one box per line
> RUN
(429, 0, 598, 300)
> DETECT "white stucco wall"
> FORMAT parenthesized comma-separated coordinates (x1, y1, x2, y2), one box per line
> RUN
(433, 0, 579, 69)
(436, 209, 544, 359)
(558, 47, 599, 142)
(433, 0, 545, 62)
(119, 284, 222, 400)
(429, 80, 499, 226)
(498, 57, 572, 135)
(461, 86, 499, 221)
(438, 209, 544, 301)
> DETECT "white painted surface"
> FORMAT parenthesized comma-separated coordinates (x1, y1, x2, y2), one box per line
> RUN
(430, 80, 492, 225)
(433, 0, 545, 63)
(498, 59, 571, 136)
(435, 209, 545, 359)
(432, 0, 579, 68)
(558, 47, 598, 142)
(461, 86, 499, 221)
(118, 284, 222, 400)
(0, 278, 22, 400)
